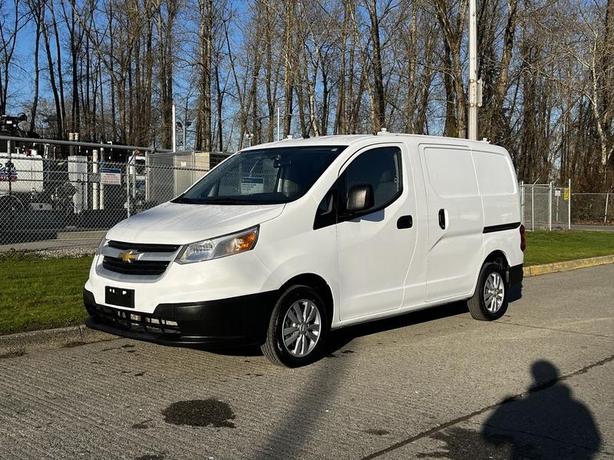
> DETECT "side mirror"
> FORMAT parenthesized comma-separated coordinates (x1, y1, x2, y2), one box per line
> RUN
(317, 191, 334, 215)
(346, 184, 374, 213)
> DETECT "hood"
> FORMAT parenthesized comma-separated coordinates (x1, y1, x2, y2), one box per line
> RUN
(105, 201, 285, 244)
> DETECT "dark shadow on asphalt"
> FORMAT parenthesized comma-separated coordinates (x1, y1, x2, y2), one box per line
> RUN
(508, 281, 523, 302)
(326, 300, 470, 355)
(414, 360, 602, 459)
(205, 300, 470, 358)
(480, 360, 602, 459)
(206, 289, 524, 359)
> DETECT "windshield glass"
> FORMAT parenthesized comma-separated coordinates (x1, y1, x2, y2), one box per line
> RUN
(174, 146, 345, 205)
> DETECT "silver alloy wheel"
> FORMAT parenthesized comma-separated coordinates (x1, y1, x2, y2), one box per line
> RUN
(282, 299, 322, 358)
(483, 272, 505, 313)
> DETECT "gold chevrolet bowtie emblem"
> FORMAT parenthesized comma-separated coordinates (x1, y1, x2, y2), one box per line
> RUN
(119, 250, 139, 263)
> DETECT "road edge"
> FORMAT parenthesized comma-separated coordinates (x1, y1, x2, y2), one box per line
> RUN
(524, 254, 614, 277)
(0, 325, 116, 358)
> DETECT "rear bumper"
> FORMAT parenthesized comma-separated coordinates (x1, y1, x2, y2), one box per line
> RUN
(509, 264, 524, 286)
(83, 288, 275, 347)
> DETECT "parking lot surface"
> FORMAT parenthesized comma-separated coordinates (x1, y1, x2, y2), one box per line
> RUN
(1, 264, 613, 459)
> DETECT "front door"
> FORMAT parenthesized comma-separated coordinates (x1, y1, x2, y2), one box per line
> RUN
(336, 144, 422, 321)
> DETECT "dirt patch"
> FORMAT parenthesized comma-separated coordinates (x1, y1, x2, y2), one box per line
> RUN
(0, 350, 26, 359)
(364, 428, 390, 436)
(161, 399, 235, 428)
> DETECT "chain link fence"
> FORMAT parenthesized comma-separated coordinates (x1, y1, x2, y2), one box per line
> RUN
(520, 182, 614, 230)
(2, 136, 613, 252)
(520, 183, 571, 230)
(571, 193, 613, 225)
(0, 150, 225, 251)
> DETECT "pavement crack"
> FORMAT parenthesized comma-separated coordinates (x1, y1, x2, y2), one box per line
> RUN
(361, 353, 614, 459)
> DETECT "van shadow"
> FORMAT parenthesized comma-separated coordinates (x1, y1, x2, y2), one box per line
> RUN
(415, 360, 602, 459)
(203, 301, 470, 358)
(325, 300, 470, 355)
(206, 290, 524, 359)
(508, 281, 523, 303)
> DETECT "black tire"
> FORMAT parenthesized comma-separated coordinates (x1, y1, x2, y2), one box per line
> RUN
(467, 263, 509, 321)
(261, 284, 330, 367)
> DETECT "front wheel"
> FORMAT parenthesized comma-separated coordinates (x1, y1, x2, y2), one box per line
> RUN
(467, 263, 509, 321)
(261, 285, 330, 367)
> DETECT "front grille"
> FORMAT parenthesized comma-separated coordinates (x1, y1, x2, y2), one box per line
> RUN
(108, 240, 179, 253)
(102, 257, 170, 275)
(102, 240, 179, 276)
(91, 304, 181, 336)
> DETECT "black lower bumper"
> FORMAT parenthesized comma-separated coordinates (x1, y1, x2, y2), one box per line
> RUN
(509, 264, 524, 286)
(507, 264, 524, 302)
(83, 288, 276, 347)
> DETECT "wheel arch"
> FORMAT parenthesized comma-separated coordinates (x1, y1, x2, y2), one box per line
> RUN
(469, 249, 512, 298)
(279, 273, 335, 325)
(483, 250, 510, 270)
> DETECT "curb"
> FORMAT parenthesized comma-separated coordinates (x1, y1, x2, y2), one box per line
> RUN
(0, 325, 116, 358)
(524, 254, 614, 277)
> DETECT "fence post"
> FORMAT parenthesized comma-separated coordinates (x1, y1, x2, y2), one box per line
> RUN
(100, 147, 105, 210)
(567, 179, 571, 230)
(92, 149, 99, 210)
(605, 193, 610, 225)
(126, 158, 131, 218)
(531, 184, 535, 231)
(548, 181, 553, 231)
(520, 180, 525, 228)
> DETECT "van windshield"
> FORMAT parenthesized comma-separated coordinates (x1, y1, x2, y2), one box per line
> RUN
(173, 146, 345, 205)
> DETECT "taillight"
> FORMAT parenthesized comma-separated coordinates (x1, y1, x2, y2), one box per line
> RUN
(520, 224, 526, 252)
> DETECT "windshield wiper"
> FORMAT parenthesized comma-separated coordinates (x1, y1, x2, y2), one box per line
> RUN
(173, 196, 259, 205)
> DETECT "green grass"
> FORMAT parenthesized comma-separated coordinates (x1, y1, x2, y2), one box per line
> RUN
(0, 255, 92, 335)
(525, 230, 614, 266)
(1, 230, 613, 335)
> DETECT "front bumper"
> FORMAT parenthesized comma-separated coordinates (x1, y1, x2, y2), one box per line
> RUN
(83, 288, 275, 347)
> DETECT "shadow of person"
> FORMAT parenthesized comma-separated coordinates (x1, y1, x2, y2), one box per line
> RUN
(481, 360, 602, 459)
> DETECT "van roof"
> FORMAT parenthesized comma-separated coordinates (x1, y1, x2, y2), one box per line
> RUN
(242, 133, 497, 151)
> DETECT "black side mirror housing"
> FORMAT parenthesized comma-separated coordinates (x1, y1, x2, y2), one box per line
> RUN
(346, 184, 374, 212)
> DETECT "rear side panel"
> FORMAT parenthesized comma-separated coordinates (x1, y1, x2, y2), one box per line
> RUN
(472, 146, 524, 290)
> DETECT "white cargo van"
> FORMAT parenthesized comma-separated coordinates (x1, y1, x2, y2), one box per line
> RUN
(84, 134, 524, 367)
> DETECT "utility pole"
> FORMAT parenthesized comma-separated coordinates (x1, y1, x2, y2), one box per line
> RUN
(468, 0, 479, 140)
(171, 103, 177, 152)
(277, 106, 281, 142)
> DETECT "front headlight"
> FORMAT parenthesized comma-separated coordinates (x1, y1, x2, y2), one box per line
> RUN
(176, 226, 259, 264)
(96, 238, 109, 255)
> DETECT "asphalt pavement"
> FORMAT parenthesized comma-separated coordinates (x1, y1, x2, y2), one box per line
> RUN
(1, 264, 613, 459)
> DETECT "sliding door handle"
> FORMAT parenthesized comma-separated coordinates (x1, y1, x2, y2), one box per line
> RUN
(397, 215, 413, 229)
(438, 209, 446, 230)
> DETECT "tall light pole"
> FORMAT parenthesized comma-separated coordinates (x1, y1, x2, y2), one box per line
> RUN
(468, 0, 479, 140)
(277, 106, 281, 142)
(171, 103, 177, 152)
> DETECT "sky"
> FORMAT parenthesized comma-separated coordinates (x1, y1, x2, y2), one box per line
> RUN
(3, 0, 251, 119)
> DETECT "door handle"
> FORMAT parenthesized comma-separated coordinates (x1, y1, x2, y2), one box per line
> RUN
(438, 209, 446, 229)
(397, 215, 413, 229)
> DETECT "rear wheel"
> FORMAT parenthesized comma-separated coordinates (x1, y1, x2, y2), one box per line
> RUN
(467, 263, 508, 321)
(261, 285, 330, 367)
